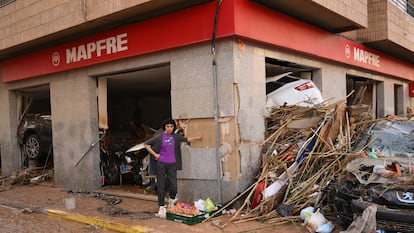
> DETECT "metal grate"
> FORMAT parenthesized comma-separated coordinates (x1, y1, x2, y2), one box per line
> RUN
(408, 1, 414, 17)
(0, 0, 15, 8)
(389, 0, 414, 18)
(390, 0, 408, 12)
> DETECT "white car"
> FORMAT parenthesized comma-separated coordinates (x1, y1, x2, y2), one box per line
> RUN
(265, 72, 324, 110)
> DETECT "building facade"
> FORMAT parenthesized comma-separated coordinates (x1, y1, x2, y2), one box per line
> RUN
(1, 0, 413, 203)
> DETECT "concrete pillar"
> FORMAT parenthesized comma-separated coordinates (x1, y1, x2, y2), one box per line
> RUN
(170, 39, 267, 204)
(320, 68, 347, 102)
(0, 89, 22, 176)
(50, 73, 100, 191)
(233, 39, 266, 195)
(170, 42, 232, 203)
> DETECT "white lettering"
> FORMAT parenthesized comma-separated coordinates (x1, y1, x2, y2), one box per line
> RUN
(66, 33, 128, 64)
(66, 47, 77, 63)
(86, 42, 96, 59)
(77, 45, 87, 61)
(117, 33, 128, 52)
(106, 37, 117, 54)
(96, 39, 106, 57)
(353, 47, 380, 67)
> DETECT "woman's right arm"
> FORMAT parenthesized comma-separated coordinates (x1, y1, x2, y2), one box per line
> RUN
(144, 144, 160, 160)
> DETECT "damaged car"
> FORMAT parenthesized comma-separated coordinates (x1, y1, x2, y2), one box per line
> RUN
(330, 120, 414, 232)
(18, 113, 52, 161)
(265, 72, 324, 111)
(17, 97, 53, 163)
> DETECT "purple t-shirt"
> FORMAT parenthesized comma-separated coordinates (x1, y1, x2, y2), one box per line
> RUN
(158, 133, 176, 164)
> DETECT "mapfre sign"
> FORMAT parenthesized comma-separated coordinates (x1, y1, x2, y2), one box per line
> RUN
(1, 29, 135, 82)
(0, 1, 219, 82)
(345, 44, 380, 68)
(62, 33, 128, 66)
(1, 0, 413, 82)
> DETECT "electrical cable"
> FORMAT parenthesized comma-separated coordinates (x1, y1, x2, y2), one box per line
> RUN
(211, 0, 223, 204)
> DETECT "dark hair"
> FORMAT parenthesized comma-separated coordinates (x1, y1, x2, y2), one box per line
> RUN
(161, 118, 176, 131)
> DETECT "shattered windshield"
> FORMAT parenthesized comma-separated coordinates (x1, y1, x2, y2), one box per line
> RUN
(355, 121, 414, 158)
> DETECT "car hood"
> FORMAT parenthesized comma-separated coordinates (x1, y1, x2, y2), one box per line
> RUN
(341, 120, 414, 209)
(346, 120, 414, 185)
(354, 120, 414, 158)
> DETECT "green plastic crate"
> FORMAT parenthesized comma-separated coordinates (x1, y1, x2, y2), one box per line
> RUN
(166, 212, 205, 225)
(166, 208, 223, 225)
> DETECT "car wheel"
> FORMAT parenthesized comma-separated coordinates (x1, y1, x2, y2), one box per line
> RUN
(24, 134, 41, 159)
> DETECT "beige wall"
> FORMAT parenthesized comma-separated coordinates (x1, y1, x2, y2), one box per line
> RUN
(357, 0, 414, 53)
(0, 0, 152, 50)
(387, 0, 414, 50)
(313, 0, 368, 28)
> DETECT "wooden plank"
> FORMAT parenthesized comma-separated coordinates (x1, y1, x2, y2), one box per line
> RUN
(98, 78, 108, 129)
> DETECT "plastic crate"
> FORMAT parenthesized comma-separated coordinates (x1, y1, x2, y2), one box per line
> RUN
(166, 212, 205, 225)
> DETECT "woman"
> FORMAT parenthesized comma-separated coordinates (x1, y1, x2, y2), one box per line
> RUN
(144, 118, 202, 218)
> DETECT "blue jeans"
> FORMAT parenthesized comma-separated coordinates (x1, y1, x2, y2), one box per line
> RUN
(156, 162, 177, 206)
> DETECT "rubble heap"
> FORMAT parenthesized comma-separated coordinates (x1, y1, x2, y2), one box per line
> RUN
(211, 99, 377, 228)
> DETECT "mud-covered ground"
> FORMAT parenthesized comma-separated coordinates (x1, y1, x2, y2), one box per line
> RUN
(0, 178, 345, 233)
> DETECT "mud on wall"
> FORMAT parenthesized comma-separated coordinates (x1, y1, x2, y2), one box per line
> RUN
(178, 117, 240, 182)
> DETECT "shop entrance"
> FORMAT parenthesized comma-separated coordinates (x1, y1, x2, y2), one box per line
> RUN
(265, 57, 316, 78)
(97, 64, 171, 186)
(346, 75, 377, 118)
(15, 85, 53, 169)
(264, 57, 321, 108)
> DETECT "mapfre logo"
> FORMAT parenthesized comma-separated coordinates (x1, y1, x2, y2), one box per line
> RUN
(344, 43, 380, 67)
(52, 52, 61, 66)
(345, 44, 351, 58)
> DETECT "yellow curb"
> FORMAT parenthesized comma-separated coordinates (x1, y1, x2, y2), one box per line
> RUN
(46, 209, 150, 233)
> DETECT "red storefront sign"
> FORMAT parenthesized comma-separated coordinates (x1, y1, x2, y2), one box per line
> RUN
(1, 0, 413, 82)
(0, 1, 232, 82)
(409, 82, 414, 97)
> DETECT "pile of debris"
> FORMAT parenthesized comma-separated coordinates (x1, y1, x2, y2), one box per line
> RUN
(0, 166, 53, 192)
(210, 99, 377, 229)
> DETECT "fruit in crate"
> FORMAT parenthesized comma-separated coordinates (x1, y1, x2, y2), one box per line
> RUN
(167, 202, 201, 216)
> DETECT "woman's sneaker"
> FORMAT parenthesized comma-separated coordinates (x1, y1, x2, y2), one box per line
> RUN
(156, 206, 167, 218)
(169, 198, 177, 208)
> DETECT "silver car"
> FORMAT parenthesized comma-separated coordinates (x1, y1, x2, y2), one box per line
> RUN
(18, 113, 52, 161)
